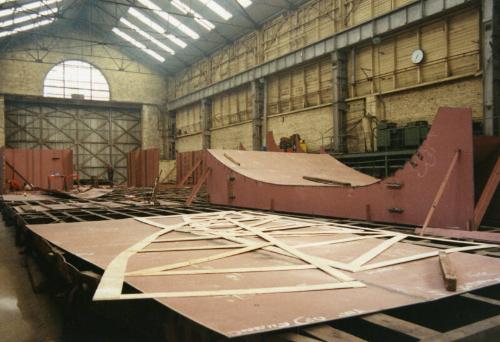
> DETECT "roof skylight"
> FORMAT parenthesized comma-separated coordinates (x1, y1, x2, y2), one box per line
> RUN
(171, 0, 214, 31)
(112, 27, 165, 62)
(0, 17, 55, 38)
(137, 0, 200, 39)
(0, 0, 62, 18)
(128, 7, 187, 48)
(197, 0, 232, 21)
(120, 17, 175, 55)
(237, 0, 252, 8)
(0, 7, 57, 28)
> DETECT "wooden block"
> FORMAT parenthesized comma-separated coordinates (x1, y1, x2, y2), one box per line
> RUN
(439, 251, 457, 291)
(273, 332, 323, 342)
(303, 325, 365, 341)
(362, 313, 438, 339)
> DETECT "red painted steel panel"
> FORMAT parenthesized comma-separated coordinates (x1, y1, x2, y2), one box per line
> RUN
(3, 148, 73, 192)
(176, 150, 204, 185)
(127, 148, 160, 187)
(206, 108, 476, 229)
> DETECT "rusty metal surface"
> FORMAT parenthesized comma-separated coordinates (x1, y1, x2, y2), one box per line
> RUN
(27, 215, 500, 338)
(127, 149, 160, 187)
(3, 149, 73, 192)
(206, 108, 475, 229)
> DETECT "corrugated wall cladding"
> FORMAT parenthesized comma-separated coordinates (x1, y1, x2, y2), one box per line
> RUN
(3, 148, 73, 191)
(167, 0, 415, 100)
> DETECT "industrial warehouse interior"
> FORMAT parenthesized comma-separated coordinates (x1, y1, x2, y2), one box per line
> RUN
(0, 0, 499, 341)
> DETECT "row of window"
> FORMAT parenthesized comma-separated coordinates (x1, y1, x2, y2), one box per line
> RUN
(43, 60, 110, 101)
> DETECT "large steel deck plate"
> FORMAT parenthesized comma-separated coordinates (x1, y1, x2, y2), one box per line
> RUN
(27, 211, 500, 337)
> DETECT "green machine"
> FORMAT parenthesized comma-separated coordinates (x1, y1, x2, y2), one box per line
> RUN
(403, 121, 429, 147)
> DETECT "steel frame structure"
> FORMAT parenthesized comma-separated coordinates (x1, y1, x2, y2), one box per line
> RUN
(5, 96, 142, 184)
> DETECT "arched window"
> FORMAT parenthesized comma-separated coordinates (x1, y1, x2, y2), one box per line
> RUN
(44, 60, 110, 101)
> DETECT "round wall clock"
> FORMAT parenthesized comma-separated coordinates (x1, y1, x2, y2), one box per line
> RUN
(411, 49, 425, 64)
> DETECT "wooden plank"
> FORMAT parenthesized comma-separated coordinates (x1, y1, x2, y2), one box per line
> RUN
(303, 324, 365, 342)
(137, 244, 247, 253)
(473, 156, 500, 230)
(362, 313, 438, 339)
(93, 221, 188, 301)
(223, 153, 241, 166)
(177, 158, 202, 187)
(226, 217, 360, 283)
(439, 251, 457, 291)
(420, 314, 500, 342)
(358, 244, 495, 272)
(461, 293, 500, 306)
(302, 175, 351, 186)
(413, 227, 500, 244)
(152, 236, 221, 243)
(294, 234, 390, 249)
(349, 234, 405, 270)
(185, 167, 210, 206)
(126, 243, 272, 276)
(143, 264, 317, 276)
(275, 332, 323, 342)
(420, 150, 460, 235)
(108, 281, 365, 301)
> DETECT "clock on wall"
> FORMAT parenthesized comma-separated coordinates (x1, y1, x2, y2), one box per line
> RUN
(411, 49, 425, 64)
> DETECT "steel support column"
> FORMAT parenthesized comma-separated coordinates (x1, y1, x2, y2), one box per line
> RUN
(201, 98, 212, 149)
(0, 95, 5, 148)
(483, 0, 500, 135)
(165, 111, 176, 160)
(332, 51, 348, 153)
(251, 79, 266, 150)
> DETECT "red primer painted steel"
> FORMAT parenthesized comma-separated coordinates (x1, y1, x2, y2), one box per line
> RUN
(473, 136, 500, 224)
(206, 108, 476, 229)
(3, 148, 73, 192)
(176, 150, 204, 185)
(127, 148, 160, 187)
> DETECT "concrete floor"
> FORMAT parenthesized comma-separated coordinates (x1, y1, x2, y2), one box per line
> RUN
(0, 220, 63, 342)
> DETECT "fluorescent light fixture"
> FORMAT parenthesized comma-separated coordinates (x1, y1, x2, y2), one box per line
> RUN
(197, 0, 232, 21)
(112, 27, 165, 62)
(237, 0, 252, 8)
(171, 0, 214, 31)
(0, 18, 55, 38)
(128, 8, 187, 48)
(0, 0, 62, 18)
(120, 17, 175, 55)
(0, 8, 58, 28)
(137, 0, 199, 39)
